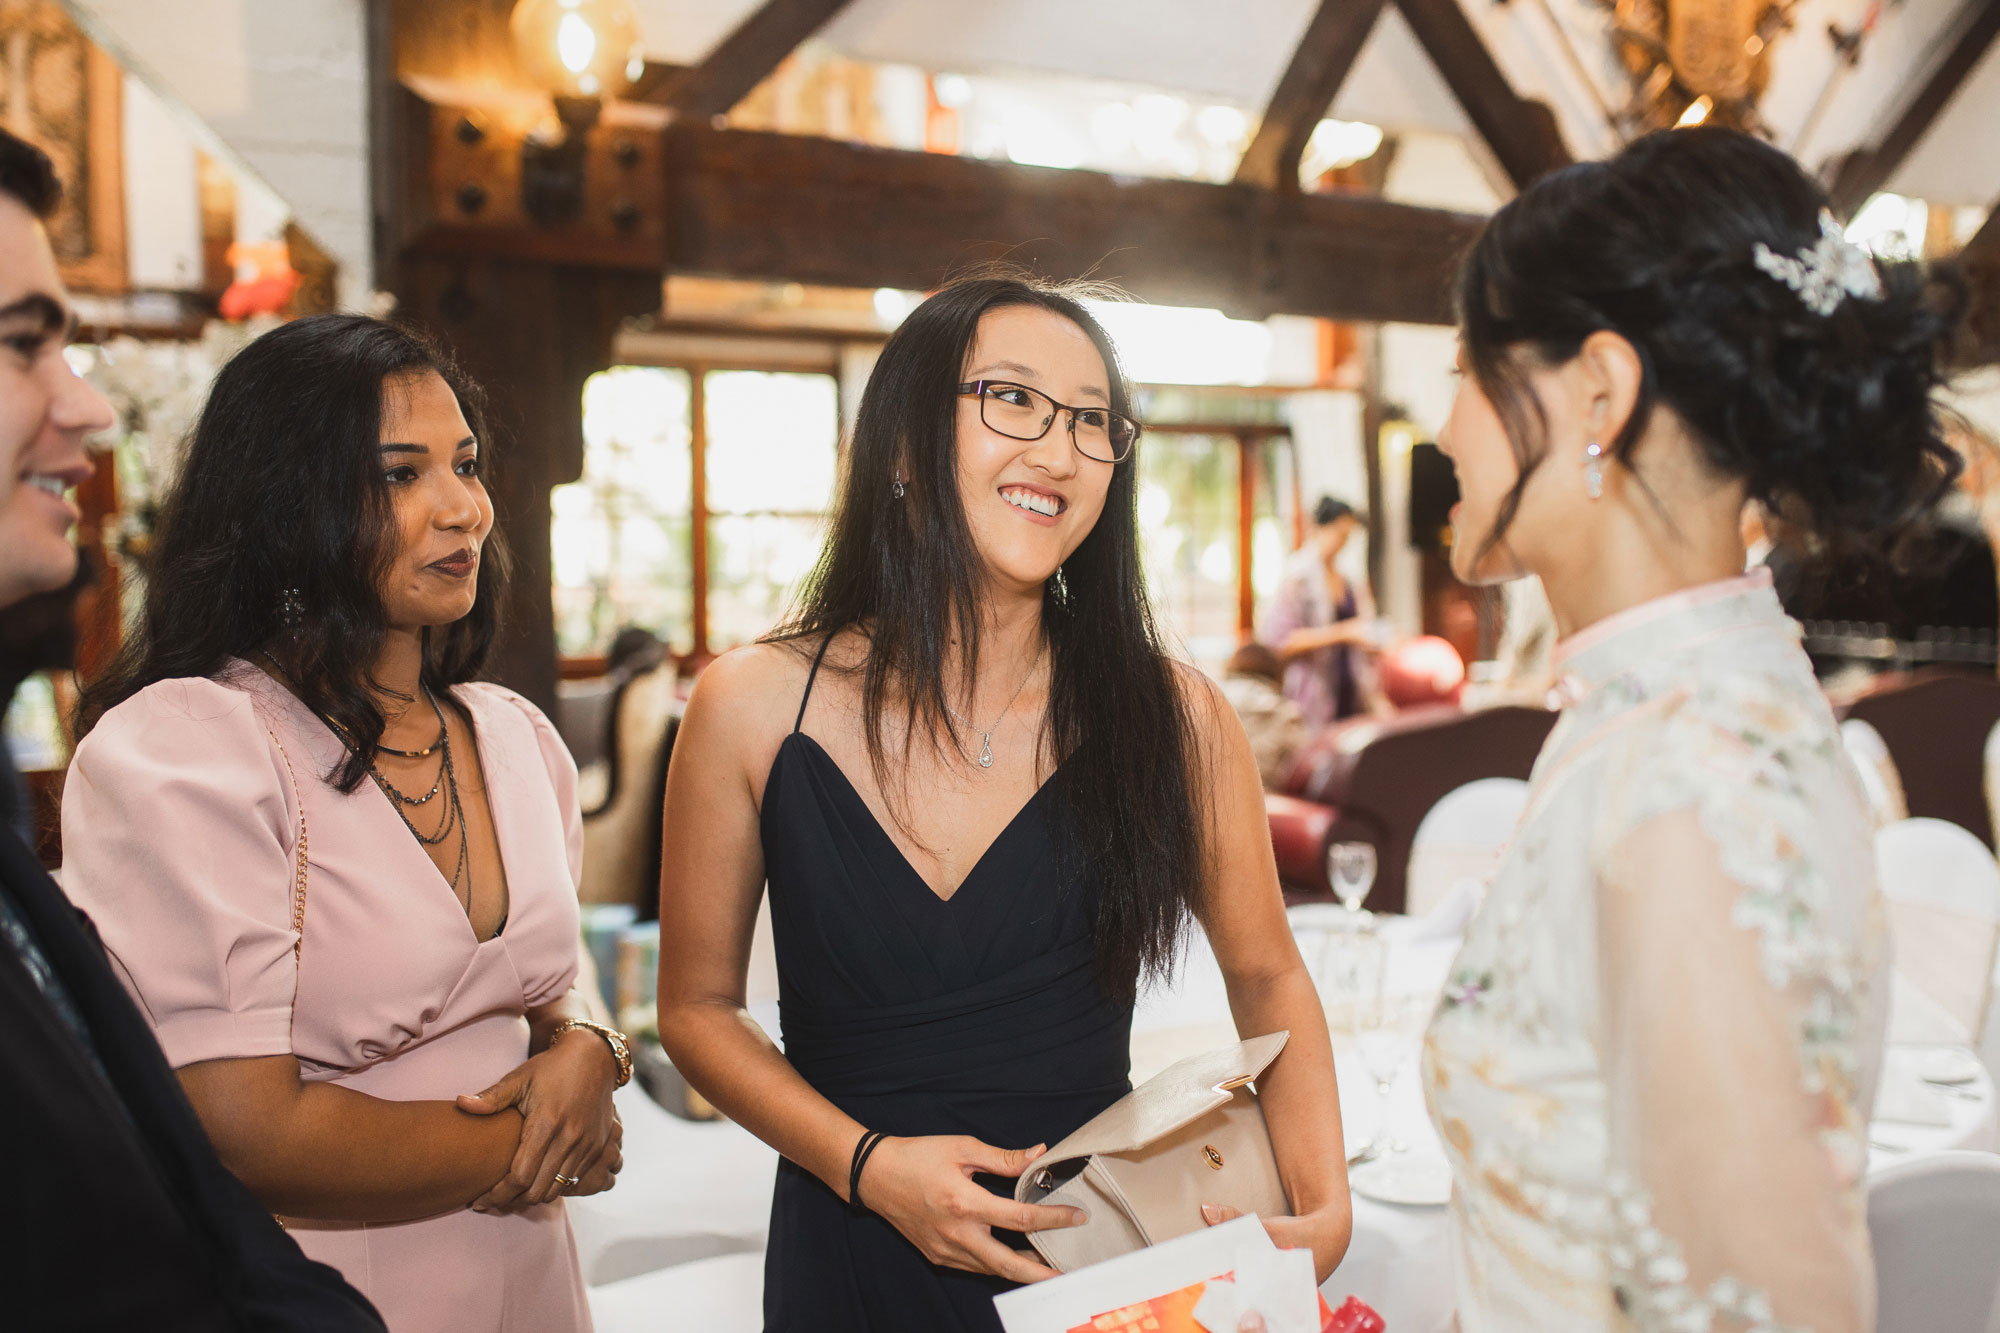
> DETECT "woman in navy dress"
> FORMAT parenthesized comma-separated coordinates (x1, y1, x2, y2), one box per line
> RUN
(656, 275, 1352, 1331)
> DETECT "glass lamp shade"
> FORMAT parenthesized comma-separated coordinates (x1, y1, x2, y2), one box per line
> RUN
(510, 0, 644, 101)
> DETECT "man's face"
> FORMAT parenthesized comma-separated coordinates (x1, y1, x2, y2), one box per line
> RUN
(0, 194, 112, 612)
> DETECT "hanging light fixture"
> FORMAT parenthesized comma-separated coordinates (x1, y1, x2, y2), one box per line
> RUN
(509, 0, 645, 224)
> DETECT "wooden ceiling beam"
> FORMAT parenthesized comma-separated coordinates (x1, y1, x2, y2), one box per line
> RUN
(1235, 0, 1390, 191)
(654, 124, 1482, 324)
(647, 0, 856, 120)
(1392, 0, 1571, 191)
(400, 88, 1487, 324)
(1828, 0, 2000, 218)
(1960, 195, 2000, 367)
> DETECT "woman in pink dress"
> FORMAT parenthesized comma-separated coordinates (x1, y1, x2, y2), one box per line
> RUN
(60, 315, 623, 1331)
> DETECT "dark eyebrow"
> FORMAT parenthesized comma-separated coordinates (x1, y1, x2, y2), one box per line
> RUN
(378, 435, 477, 457)
(0, 292, 71, 339)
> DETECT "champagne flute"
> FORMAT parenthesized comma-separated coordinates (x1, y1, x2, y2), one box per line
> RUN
(1327, 840, 1377, 930)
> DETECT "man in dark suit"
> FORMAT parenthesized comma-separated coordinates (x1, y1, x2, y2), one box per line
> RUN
(0, 127, 383, 1331)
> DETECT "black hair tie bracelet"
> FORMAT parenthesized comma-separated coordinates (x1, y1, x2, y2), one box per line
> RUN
(848, 1129, 889, 1211)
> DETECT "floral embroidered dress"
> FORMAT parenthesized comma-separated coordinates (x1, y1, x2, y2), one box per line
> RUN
(1422, 571, 1890, 1332)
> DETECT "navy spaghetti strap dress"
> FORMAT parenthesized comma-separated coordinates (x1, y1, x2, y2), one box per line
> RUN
(758, 640, 1132, 1331)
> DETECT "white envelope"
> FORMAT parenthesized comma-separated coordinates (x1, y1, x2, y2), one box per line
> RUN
(993, 1215, 1301, 1333)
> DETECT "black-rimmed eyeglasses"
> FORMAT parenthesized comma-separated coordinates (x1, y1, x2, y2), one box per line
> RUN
(956, 380, 1140, 464)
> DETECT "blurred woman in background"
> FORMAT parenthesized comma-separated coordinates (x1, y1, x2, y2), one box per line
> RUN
(1262, 496, 1382, 727)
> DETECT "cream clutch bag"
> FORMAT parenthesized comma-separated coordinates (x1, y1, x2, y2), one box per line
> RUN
(1013, 1031, 1292, 1272)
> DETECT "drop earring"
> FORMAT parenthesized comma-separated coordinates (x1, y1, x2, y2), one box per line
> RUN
(1583, 442, 1604, 500)
(275, 587, 305, 641)
(891, 473, 906, 500)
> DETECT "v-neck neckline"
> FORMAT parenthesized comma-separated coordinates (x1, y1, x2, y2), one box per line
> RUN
(245, 665, 514, 947)
(781, 732, 1059, 906)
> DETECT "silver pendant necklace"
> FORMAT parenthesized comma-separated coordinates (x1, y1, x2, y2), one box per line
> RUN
(945, 640, 1045, 769)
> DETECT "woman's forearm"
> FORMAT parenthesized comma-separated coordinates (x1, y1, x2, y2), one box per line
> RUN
(657, 997, 863, 1198)
(177, 1059, 523, 1223)
(1227, 964, 1354, 1277)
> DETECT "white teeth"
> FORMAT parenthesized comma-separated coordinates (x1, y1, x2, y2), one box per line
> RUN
(1001, 487, 1061, 517)
(26, 475, 66, 497)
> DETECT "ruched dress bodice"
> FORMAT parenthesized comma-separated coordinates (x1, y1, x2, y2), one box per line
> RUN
(758, 652, 1131, 1331)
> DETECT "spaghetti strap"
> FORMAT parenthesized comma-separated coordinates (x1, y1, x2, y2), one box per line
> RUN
(794, 635, 835, 734)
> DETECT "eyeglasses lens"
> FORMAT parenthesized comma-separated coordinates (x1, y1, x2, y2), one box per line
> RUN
(978, 383, 1135, 463)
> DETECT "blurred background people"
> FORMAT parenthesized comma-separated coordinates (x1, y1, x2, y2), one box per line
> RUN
(1261, 497, 1382, 728)
(1219, 640, 1305, 789)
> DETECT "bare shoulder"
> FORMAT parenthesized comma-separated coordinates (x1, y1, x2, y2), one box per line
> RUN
(679, 636, 843, 790)
(1167, 658, 1232, 728)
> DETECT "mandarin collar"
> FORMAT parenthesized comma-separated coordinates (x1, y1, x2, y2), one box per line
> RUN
(1546, 568, 1791, 706)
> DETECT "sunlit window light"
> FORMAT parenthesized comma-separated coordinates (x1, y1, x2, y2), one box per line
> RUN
(1197, 538, 1234, 584)
(1137, 482, 1174, 530)
(1196, 104, 1249, 147)
(1091, 102, 1135, 154)
(933, 72, 974, 108)
(1297, 118, 1383, 183)
(1252, 518, 1285, 597)
(1004, 107, 1087, 169)
(1846, 193, 1929, 260)
(1085, 300, 1274, 386)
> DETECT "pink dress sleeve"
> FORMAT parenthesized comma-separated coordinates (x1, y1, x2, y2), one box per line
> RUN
(60, 677, 301, 1068)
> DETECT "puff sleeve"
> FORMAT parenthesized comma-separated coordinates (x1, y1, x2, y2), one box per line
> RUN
(60, 677, 303, 1069)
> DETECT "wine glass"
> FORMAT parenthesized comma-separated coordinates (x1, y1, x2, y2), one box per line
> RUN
(1327, 840, 1377, 929)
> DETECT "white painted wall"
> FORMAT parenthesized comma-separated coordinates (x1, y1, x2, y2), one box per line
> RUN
(66, 0, 373, 309)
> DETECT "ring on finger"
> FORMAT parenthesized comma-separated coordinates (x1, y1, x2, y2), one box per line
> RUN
(553, 1172, 579, 1188)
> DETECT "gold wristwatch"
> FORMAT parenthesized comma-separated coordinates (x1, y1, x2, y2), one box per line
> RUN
(549, 1018, 633, 1088)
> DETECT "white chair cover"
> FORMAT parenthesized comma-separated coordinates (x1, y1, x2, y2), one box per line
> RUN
(1405, 777, 1528, 918)
(1842, 717, 1909, 827)
(1875, 818, 2000, 1047)
(586, 1251, 763, 1333)
(1866, 1150, 2000, 1333)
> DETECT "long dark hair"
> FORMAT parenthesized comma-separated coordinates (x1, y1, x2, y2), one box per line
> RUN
(772, 274, 1204, 1001)
(76, 314, 509, 791)
(1458, 126, 1962, 560)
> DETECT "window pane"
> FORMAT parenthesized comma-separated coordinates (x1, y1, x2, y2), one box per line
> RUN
(1137, 434, 1241, 663)
(552, 367, 693, 656)
(704, 370, 840, 647)
(704, 371, 839, 515)
(707, 514, 830, 648)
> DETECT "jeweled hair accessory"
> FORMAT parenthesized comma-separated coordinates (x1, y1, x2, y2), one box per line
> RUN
(1751, 209, 1884, 317)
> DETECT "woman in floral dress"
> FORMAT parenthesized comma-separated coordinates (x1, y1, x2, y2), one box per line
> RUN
(1423, 127, 1963, 1330)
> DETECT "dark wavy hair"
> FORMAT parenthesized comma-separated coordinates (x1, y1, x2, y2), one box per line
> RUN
(76, 314, 509, 791)
(1459, 125, 1963, 560)
(771, 273, 1204, 1001)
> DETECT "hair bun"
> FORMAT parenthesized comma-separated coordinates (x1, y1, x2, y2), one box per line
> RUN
(1458, 126, 1964, 558)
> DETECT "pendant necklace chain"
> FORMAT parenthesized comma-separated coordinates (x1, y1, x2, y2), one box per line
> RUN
(366, 686, 473, 904)
(944, 639, 1045, 770)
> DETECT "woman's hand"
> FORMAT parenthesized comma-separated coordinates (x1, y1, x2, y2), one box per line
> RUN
(859, 1136, 1086, 1284)
(457, 1029, 621, 1213)
(1200, 1203, 1346, 1281)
